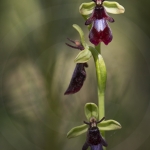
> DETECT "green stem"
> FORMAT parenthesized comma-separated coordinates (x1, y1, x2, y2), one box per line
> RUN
(89, 46, 107, 147)
(95, 43, 104, 120)
(95, 43, 101, 54)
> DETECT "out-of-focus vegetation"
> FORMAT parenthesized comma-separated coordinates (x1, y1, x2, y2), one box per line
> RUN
(0, 0, 150, 150)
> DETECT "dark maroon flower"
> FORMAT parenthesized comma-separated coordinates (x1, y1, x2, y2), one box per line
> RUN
(64, 38, 88, 95)
(85, 0, 114, 45)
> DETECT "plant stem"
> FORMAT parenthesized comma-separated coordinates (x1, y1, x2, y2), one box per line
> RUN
(89, 45, 107, 149)
(95, 43, 101, 54)
(95, 43, 104, 120)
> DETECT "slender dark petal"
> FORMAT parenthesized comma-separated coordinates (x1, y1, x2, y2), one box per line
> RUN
(66, 38, 84, 50)
(65, 43, 80, 50)
(64, 63, 87, 95)
(85, 12, 95, 25)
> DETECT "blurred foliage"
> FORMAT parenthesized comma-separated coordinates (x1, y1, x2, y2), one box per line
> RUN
(0, 0, 150, 150)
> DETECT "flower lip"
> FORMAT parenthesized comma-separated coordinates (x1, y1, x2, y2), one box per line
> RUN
(64, 63, 87, 95)
(85, 2, 114, 45)
(82, 116, 107, 150)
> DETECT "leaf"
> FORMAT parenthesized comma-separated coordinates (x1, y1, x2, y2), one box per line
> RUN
(73, 24, 86, 48)
(84, 103, 99, 121)
(89, 46, 107, 93)
(98, 119, 122, 131)
(74, 49, 92, 63)
(103, 1, 125, 14)
(67, 124, 88, 139)
(79, 1, 95, 15)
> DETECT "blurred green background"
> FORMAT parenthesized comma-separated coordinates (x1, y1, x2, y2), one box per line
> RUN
(0, 0, 150, 150)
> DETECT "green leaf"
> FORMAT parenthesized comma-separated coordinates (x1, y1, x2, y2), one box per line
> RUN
(98, 119, 122, 131)
(67, 124, 88, 139)
(89, 46, 107, 94)
(74, 48, 92, 63)
(84, 103, 99, 121)
(79, 1, 95, 15)
(73, 24, 86, 48)
(103, 1, 125, 14)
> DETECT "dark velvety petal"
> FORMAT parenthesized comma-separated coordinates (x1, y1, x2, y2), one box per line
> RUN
(90, 144, 103, 150)
(105, 16, 114, 23)
(64, 63, 87, 95)
(89, 19, 112, 45)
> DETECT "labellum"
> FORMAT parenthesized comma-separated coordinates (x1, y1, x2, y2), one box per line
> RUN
(85, 0, 114, 45)
(64, 63, 88, 95)
(82, 117, 107, 150)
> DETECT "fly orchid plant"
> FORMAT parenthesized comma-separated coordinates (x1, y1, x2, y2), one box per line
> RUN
(64, 0, 125, 150)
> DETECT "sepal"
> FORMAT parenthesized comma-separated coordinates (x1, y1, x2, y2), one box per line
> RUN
(98, 119, 122, 131)
(79, 2, 95, 16)
(84, 103, 99, 121)
(74, 49, 92, 63)
(67, 124, 88, 139)
(103, 1, 125, 14)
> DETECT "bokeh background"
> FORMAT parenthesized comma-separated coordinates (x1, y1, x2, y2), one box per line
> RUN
(0, 0, 150, 150)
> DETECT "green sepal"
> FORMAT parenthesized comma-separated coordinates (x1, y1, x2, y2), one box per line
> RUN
(103, 1, 125, 14)
(84, 103, 99, 121)
(79, 1, 95, 16)
(73, 24, 86, 48)
(79, 1, 125, 16)
(98, 119, 122, 131)
(67, 124, 88, 139)
(74, 48, 92, 63)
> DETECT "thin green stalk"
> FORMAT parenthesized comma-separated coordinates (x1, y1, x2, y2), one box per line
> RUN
(95, 43, 104, 120)
(95, 43, 101, 54)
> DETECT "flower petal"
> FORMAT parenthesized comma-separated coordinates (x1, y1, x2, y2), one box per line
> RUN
(103, 1, 125, 14)
(66, 38, 84, 50)
(67, 124, 88, 138)
(64, 63, 87, 95)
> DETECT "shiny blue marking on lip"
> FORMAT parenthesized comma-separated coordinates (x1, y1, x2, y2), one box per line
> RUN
(94, 19, 106, 32)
